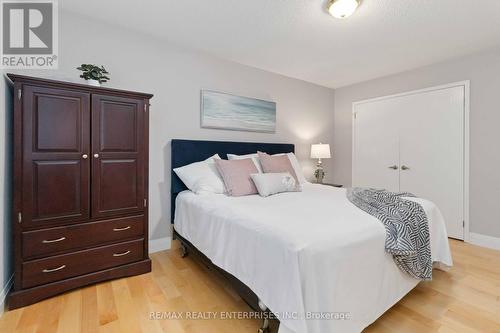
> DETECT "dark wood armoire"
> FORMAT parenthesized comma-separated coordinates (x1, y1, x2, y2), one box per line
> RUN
(7, 74, 152, 309)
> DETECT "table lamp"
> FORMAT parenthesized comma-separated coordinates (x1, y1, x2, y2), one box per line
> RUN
(310, 143, 331, 183)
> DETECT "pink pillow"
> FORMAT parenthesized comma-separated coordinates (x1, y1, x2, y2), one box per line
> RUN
(257, 152, 299, 183)
(214, 159, 259, 196)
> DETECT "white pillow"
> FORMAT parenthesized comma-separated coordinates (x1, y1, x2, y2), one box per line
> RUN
(173, 154, 225, 194)
(227, 153, 263, 173)
(228, 152, 307, 184)
(250, 172, 300, 197)
(284, 153, 308, 185)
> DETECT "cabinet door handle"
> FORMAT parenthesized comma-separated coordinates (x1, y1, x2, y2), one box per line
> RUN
(113, 250, 131, 257)
(82, 154, 88, 159)
(113, 226, 131, 232)
(93, 153, 99, 158)
(401, 165, 410, 170)
(42, 265, 66, 273)
(42, 237, 66, 244)
(388, 165, 398, 170)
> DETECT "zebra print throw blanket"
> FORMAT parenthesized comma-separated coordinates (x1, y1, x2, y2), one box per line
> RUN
(346, 188, 432, 280)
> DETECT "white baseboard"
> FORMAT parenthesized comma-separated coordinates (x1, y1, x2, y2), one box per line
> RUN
(469, 232, 500, 251)
(0, 275, 13, 317)
(149, 236, 172, 253)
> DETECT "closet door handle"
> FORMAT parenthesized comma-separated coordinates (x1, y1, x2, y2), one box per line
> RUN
(388, 165, 398, 170)
(401, 165, 410, 170)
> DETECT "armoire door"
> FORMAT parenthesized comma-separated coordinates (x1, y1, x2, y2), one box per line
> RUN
(22, 86, 90, 228)
(91, 94, 145, 218)
(353, 98, 400, 192)
(398, 86, 465, 239)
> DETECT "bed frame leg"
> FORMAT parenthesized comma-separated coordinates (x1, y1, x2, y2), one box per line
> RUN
(258, 299, 270, 333)
(180, 243, 188, 258)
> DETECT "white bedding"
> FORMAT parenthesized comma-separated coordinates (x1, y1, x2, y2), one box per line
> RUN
(174, 183, 452, 333)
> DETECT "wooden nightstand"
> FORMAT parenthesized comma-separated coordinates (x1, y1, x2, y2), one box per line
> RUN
(319, 183, 343, 188)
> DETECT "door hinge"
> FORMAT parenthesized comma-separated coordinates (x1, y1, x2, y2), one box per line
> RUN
(353, 112, 357, 119)
(463, 220, 465, 228)
(144, 104, 147, 112)
(18, 212, 22, 223)
(17, 89, 22, 101)
(144, 198, 147, 207)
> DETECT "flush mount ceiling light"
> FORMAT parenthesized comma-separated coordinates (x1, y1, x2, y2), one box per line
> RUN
(327, 0, 360, 19)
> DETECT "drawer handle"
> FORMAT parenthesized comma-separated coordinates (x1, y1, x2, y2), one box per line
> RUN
(113, 226, 131, 232)
(42, 265, 66, 273)
(42, 237, 66, 244)
(113, 250, 131, 257)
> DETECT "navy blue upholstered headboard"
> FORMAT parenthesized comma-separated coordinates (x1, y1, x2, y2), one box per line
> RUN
(171, 139, 295, 223)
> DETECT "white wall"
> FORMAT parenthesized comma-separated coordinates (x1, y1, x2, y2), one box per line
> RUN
(333, 46, 500, 239)
(0, 7, 335, 295)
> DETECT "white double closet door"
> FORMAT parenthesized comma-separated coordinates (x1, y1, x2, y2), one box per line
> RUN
(353, 83, 467, 240)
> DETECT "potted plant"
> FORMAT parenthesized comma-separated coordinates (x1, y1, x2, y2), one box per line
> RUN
(77, 64, 110, 86)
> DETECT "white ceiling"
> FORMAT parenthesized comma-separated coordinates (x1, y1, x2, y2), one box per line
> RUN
(62, 0, 500, 88)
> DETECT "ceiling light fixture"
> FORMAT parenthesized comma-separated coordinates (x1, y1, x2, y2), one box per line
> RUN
(327, 0, 359, 19)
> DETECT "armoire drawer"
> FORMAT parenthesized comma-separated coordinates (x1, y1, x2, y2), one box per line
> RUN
(22, 215, 144, 259)
(22, 239, 144, 289)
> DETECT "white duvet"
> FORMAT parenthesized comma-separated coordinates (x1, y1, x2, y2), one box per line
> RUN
(174, 184, 452, 333)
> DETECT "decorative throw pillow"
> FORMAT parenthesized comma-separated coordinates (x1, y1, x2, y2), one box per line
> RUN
(284, 153, 308, 185)
(214, 158, 259, 196)
(257, 151, 300, 184)
(250, 173, 300, 197)
(229, 152, 307, 184)
(173, 154, 226, 194)
(227, 153, 263, 173)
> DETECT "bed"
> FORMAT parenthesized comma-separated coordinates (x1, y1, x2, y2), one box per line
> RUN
(171, 139, 453, 333)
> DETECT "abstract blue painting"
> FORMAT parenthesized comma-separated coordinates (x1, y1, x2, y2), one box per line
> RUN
(201, 90, 276, 133)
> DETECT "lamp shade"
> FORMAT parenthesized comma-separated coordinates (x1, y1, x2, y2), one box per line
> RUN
(310, 143, 331, 159)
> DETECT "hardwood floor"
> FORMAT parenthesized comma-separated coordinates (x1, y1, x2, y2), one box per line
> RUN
(1, 239, 499, 333)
